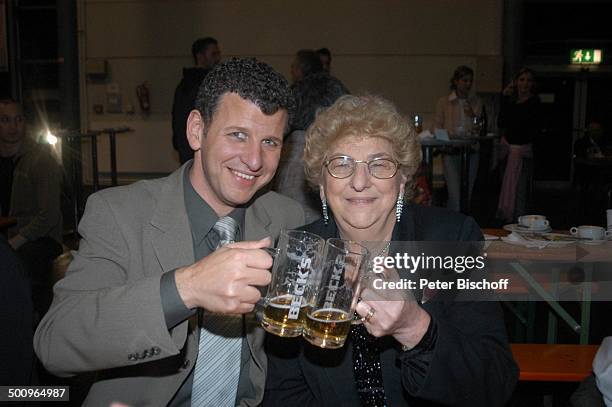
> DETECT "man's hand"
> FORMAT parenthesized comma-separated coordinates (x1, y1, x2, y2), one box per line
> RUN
(175, 237, 273, 314)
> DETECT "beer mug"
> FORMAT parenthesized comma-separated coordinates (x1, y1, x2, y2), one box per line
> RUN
(302, 238, 369, 349)
(262, 230, 325, 337)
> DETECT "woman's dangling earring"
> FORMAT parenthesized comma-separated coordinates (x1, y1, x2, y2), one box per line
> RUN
(396, 193, 404, 223)
(321, 196, 329, 225)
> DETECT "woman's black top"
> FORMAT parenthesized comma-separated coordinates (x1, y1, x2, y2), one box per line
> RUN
(498, 95, 542, 145)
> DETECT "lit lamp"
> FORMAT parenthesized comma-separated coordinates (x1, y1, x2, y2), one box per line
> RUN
(38, 128, 62, 163)
(45, 130, 58, 145)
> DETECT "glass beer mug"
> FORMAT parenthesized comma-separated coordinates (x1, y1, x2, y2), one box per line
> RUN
(261, 230, 325, 337)
(302, 239, 369, 349)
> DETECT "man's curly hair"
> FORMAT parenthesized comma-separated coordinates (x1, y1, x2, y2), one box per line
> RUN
(194, 58, 295, 131)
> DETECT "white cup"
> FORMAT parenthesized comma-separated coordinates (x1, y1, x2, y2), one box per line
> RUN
(518, 215, 549, 230)
(607, 209, 612, 230)
(570, 225, 611, 241)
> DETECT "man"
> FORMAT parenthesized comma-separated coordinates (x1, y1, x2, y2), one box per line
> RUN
(574, 120, 606, 159)
(35, 58, 304, 406)
(289, 49, 323, 84)
(0, 235, 34, 386)
(0, 99, 63, 315)
(316, 48, 332, 73)
(172, 37, 221, 164)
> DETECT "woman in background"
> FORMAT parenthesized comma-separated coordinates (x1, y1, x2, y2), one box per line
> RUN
(496, 67, 541, 222)
(433, 65, 483, 212)
(274, 70, 348, 222)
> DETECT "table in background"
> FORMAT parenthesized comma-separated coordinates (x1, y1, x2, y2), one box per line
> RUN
(59, 127, 132, 235)
(89, 127, 133, 190)
(483, 228, 604, 344)
(420, 135, 497, 213)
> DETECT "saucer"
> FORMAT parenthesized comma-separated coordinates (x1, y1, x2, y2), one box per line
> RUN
(578, 238, 608, 245)
(503, 224, 552, 234)
(501, 233, 574, 248)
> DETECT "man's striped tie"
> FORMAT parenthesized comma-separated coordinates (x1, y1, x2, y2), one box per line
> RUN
(191, 216, 242, 406)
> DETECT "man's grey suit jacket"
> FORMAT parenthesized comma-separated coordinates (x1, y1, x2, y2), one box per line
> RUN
(34, 164, 305, 406)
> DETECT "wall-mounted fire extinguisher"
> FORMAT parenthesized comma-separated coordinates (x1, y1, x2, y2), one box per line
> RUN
(136, 82, 151, 113)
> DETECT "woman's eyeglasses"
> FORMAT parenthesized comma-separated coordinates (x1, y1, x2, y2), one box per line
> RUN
(324, 155, 399, 179)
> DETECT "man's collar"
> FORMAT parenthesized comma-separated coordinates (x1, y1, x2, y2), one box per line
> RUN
(183, 164, 246, 245)
(183, 165, 217, 246)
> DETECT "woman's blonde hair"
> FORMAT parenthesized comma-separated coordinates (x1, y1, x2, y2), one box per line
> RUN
(303, 94, 421, 199)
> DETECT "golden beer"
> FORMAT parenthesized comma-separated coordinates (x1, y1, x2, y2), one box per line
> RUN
(302, 308, 352, 349)
(262, 294, 310, 337)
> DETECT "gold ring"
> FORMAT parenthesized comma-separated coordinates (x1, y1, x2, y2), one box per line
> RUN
(362, 307, 376, 323)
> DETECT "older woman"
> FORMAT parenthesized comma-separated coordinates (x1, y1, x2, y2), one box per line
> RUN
(264, 95, 517, 406)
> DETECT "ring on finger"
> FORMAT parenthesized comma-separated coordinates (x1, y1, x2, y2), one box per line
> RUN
(361, 307, 376, 323)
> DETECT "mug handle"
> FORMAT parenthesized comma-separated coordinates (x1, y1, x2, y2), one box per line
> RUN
(606, 230, 611, 239)
(263, 247, 280, 258)
(543, 220, 550, 227)
(257, 247, 280, 310)
(570, 227, 578, 235)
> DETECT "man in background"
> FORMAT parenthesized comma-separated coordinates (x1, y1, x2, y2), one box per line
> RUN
(290, 49, 323, 84)
(172, 37, 221, 164)
(0, 98, 63, 316)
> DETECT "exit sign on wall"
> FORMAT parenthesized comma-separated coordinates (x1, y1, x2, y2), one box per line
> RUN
(571, 49, 602, 64)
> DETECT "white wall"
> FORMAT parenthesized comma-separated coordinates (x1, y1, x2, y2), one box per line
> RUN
(78, 0, 503, 181)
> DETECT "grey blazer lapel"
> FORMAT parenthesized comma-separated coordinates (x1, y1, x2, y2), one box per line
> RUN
(241, 198, 276, 400)
(149, 165, 195, 273)
(244, 201, 272, 241)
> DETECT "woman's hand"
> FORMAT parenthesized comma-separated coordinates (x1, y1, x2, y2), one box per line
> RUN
(355, 268, 431, 349)
(503, 82, 515, 96)
(463, 103, 475, 118)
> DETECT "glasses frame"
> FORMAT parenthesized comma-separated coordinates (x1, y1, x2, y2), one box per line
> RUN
(324, 155, 400, 179)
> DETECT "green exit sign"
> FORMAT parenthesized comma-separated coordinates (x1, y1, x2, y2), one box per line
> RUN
(571, 49, 602, 64)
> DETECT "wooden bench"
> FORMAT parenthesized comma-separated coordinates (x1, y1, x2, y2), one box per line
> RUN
(511, 343, 599, 381)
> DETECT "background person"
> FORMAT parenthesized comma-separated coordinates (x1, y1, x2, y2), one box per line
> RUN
(273, 70, 349, 222)
(35, 58, 304, 407)
(0, 98, 63, 317)
(316, 47, 332, 72)
(265, 95, 517, 406)
(172, 37, 221, 164)
(0, 235, 34, 386)
(290, 49, 323, 84)
(433, 65, 483, 212)
(496, 67, 542, 222)
(574, 120, 606, 159)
